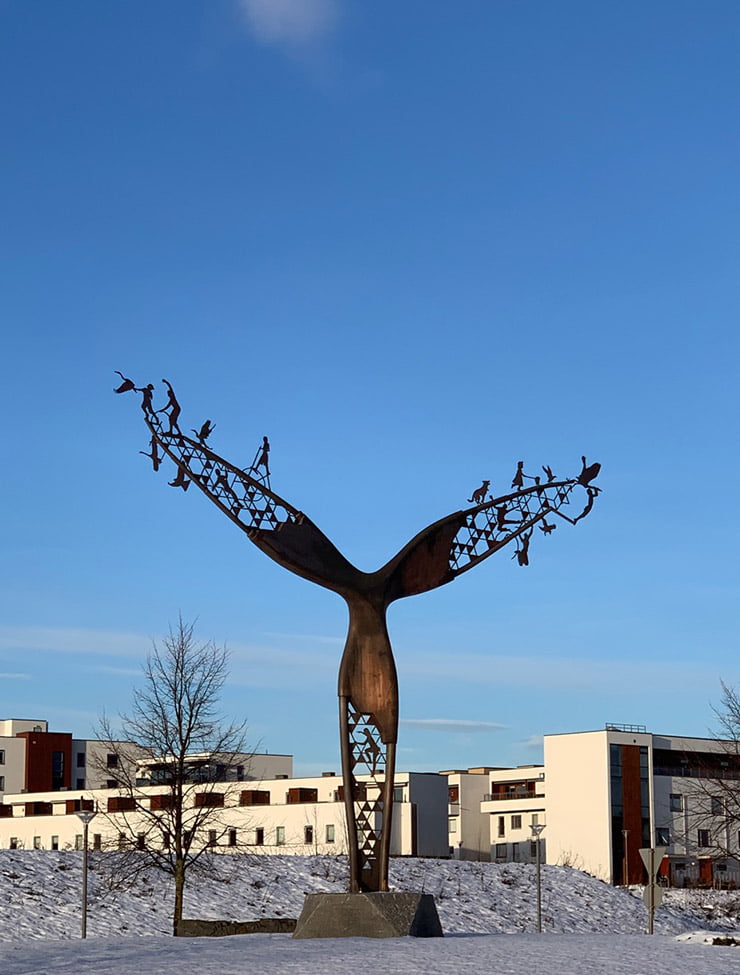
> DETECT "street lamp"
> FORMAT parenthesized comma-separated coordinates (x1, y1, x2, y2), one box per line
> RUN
(75, 806, 98, 939)
(622, 829, 630, 885)
(531, 823, 546, 933)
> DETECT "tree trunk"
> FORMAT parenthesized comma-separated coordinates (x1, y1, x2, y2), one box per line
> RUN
(172, 858, 185, 935)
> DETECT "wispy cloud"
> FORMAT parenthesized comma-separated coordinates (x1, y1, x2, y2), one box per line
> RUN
(0, 672, 31, 680)
(400, 719, 507, 734)
(520, 734, 544, 749)
(238, 0, 339, 48)
(0, 626, 150, 658)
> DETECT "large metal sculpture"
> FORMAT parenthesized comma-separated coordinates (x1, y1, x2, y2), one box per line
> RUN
(118, 376, 600, 893)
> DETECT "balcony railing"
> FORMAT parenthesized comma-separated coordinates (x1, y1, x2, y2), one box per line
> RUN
(483, 792, 544, 802)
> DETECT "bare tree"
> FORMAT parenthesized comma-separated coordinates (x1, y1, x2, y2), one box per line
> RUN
(95, 617, 251, 933)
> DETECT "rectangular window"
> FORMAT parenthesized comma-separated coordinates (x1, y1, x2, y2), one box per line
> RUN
(495, 843, 506, 859)
(530, 841, 537, 858)
(76, 779, 84, 790)
(511, 815, 522, 830)
(511, 842, 520, 861)
(9, 837, 18, 850)
(669, 794, 683, 812)
(697, 829, 710, 848)
(228, 829, 237, 847)
(76, 753, 86, 768)
(51, 751, 65, 791)
(74, 835, 83, 851)
(137, 834, 146, 851)
(208, 830, 217, 848)
(711, 797, 723, 816)
(449, 818, 458, 833)
(106, 754, 118, 769)
(326, 824, 335, 844)
(93, 834, 102, 851)
(0, 776, 4, 791)
(255, 827, 264, 846)
(448, 785, 460, 803)
(276, 826, 285, 846)
(393, 787, 404, 803)
(33, 836, 41, 850)
(498, 816, 505, 838)
(118, 832, 127, 851)
(531, 813, 539, 826)
(0, 750, 4, 764)
(304, 825, 314, 845)
(51, 835, 59, 850)
(656, 827, 670, 846)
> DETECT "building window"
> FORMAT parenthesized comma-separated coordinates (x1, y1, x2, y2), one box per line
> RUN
(276, 826, 285, 846)
(93, 834, 102, 851)
(531, 813, 539, 826)
(449, 818, 458, 833)
(33, 836, 41, 850)
(106, 754, 118, 769)
(393, 787, 404, 803)
(711, 797, 723, 816)
(162, 833, 170, 850)
(106, 780, 117, 789)
(498, 816, 505, 838)
(669, 794, 683, 812)
(698, 829, 710, 848)
(118, 833, 127, 851)
(511, 815, 522, 830)
(255, 827, 264, 846)
(76, 779, 84, 790)
(304, 825, 314, 845)
(76, 753, 86, 768)
(51, 751, 65, 791)
(0, 776, 4, 791)
(228, 829, 237, 847)
(51, 836, 59, 850)
(448, 785, 460, 803)
(495, 843, 506, 859)
(208, 830, 217, 848)
(511, 842, 519, 861)
(326, 824, 335, 844)
(656, 827, 670, 846)
(75, 835, 83, 851)
(0, 750, 4, 764)
(136, 834, 146, 851)
(530, 841, 537, 858)
(9, 837, 18, 850)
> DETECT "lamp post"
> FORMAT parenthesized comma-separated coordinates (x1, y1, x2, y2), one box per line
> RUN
(531, 823, 546, 933)
(622, 829, 630, 885)
(75, 807, 98, 939)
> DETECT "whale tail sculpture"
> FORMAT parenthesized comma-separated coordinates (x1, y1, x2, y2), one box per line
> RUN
(120, 376, 600, 892)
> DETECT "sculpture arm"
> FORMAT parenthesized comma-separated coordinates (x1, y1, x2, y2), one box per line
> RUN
(380, 477, 594, 602)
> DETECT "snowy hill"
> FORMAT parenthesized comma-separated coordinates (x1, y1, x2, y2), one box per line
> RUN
(1, 850, 738, 941)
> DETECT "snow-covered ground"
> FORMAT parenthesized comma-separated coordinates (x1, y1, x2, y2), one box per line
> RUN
(1, 852, 739, 974)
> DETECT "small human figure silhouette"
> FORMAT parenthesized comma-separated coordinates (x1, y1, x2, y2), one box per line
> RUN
(139, 435, 161, 471)
(192, 419, 215, 444)
(496, 505, 520, 532)
(468, 480, 491, 504)
(113, 371, 136, 394)
(135, 383, 155, 415)
(169, 467, 190, 491)
(256, 436, 270, 476)
(362, 728, 382, 776)
(539, 519, 556, 535)
(157, 379, 182, 434)
(511, 461, 525, 489)
(573, 486, 598, 523)
(513, 530, 532, 566)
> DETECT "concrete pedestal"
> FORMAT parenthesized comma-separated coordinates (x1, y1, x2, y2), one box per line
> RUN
(293, 892, 443, 939)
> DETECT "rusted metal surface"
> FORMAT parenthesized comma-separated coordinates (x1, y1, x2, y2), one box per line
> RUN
(119, 377, 600, 893)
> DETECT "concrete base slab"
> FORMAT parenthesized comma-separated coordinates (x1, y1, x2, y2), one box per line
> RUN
(292, 892, 443, 939)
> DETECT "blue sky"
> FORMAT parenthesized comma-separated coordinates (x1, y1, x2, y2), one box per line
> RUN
(1, 1, 739, 776)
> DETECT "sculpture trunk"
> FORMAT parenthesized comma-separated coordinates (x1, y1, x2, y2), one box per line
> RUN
(338, 594, 398, 893)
